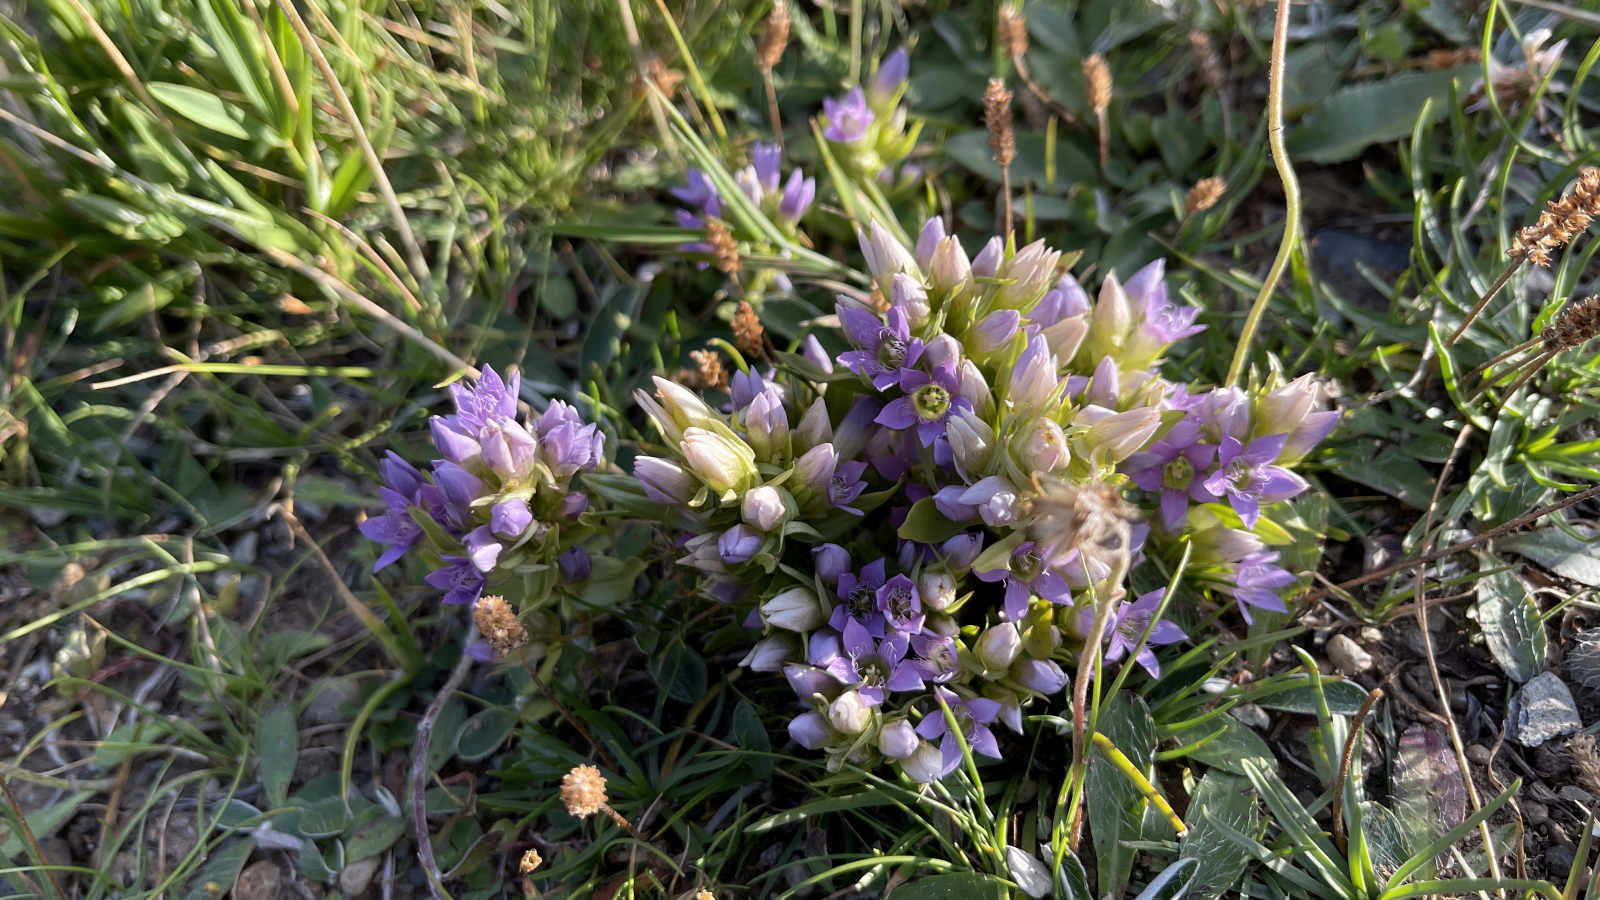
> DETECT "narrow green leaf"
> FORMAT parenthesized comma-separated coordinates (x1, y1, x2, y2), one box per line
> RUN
(149, 82, 251, 138)
(259, 703, 298, 809)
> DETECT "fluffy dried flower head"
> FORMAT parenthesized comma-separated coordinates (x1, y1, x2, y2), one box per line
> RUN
(1510, 168, 1600, 267)
(474, 596, 527, 657)
(520, 848, 543, 873)
(758, 0, 790, 71)
(705, 219, 743, 275)
(561, 764, 608, 818)
(984, 78, 1015, 166)
(683, 349, 728, 390)
(998, 6, 1028, 58)
(1185, 177, 1226, 215)
(1188, 32, 1222, 90)
(1027, 476, 1138, 580)
(733, 301, 765, 357)
(1084, 54, 1112, 111)
(1542, 295, 1600, 354)
(696, 892, 716, 900)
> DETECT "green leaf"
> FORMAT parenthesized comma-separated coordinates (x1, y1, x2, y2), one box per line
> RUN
(456, 708, 516, 762)
(649, 638, 707, 703)
(297, 837, 333, 882)
(732, 699, 773, 781)
(342, 815, 404, 862)
(1088, 692, 1159, 897)
(0, 790, 90, 859)
(1501, 526, 1600, 587)
(1286, 68, 1473, 163)
(149, 82, 251, 139)
(748, 792, 893, 834)
(181, 837, 255, 900)
(259, 703, 297, 809)
(1179, 773, 1260, 900)
(95, 281, 175, 333)
(296, 796, 352, 838)
(1171, 716, 1274, 776)
(427, 699, 467, 772)
(540, 277, 578, 318)
(1468, 564, 1546, 683)
(1340, 444, 1435, 509)
(1249, 678, 1369, 715)
(945, 129, 1098, 190)
(897, 497, 968, 545)
(889, 873, 1009, 900)
(583, 555, 647, 607)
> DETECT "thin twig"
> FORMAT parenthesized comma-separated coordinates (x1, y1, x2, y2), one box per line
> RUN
(271, 0, 432, 286)
(1447, 259, 1524, 346)
(413, 620, 477, 900)
(1225, 0, 1299, 388)
(1303, 482, 1600, 604)
(516, 655, 619, 771)
(0, 777, 69, 900)
(1330, 688, 1384, 855)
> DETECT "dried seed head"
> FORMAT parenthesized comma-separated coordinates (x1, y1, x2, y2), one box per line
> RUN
(561, 764, 608, 818)
(705, 219, 743, 275)
(520, 848, 543, 873)
(691, 348, 728, 390)
(474, 596, 527, 657)
(1188, 31, 1223, 91)
(758, 0, 790, 72)
(1541, 295, 1600, 354)
(646, 56, 684, 95)
(1426, 47, 1479, 69)
(733, 301, 765, 357)
(1026, 476, 1137, 584)
(1185, 177, 1226, 215)
(998, 6, 1028, 59)
(1569, 734, 1600, 795)
(1510, 168, 1600, 268)
(696, 892, 716, 900)
(984, 78, 1016, 167)
(1084, 54, 1112, 111)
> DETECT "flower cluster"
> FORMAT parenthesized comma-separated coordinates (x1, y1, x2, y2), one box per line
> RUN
(643, 213, 1338, 783)
(822, 49, 922, 186)
(361, 367, 605, 620)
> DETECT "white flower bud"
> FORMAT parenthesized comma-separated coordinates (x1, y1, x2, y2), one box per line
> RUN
(761, 586, 826, 632)
(901, 739, 945, 783)
(918, 570, 957, 610)
(946, 407, 995, 480)
(929, 236, 973, 299)
(794, 397, 833, 453)
(681, 427, 758, 494)
(1019, 418, 1069, 473)
(743, 485, 790, 532)
(740, 633, 801, 672)
(828, 690, 874, 734)
(1083, 407, 1161, 465)
(976, 622, 1023, 671)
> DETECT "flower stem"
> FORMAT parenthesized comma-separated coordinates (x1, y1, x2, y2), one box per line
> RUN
(1064, 590, 1113, 850)
(601, 802, 645, 840)
(1447, 259, 1524, 347)
(1329, 687, 1384, 855)
(517, 653, 619, 771)
(1225, 0, 1300, 389)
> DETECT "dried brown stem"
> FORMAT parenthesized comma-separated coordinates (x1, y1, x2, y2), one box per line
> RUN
(1330, 687, 1384, 855)
(517, 654, 619, 770)
(412, 622, 478, 900)
(1447, 260, 1524, 346)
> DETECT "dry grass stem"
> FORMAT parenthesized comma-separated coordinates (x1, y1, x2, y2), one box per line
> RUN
(1084, 54, 1112, 173)
(984, 78, 1016, 236)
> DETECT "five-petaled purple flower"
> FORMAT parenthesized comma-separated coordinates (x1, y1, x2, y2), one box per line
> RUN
(875, 363, 972, 446)
(1125, 420, 1218, 530)
(839, 306, 925, 390)
(916, 687, 1003, 774)
(832, 558, 888, 635)
(1104, 589, 1186, 677)
(1225, 551, 1296, 624)
(825, 619, 923, 703)
(876, 573, 925, 634)
(974, 541, 1071, 622)
(831, 460, 870, 514)
(823, 87, 875, 143)
(1202, 433, 1308, 528)
(425, 556, 486, 606)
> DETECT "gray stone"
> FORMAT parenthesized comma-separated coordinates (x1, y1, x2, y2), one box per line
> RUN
(1523, 800, 1550, 826)
(233, 860, 282, 900)
(1510, 672, 1583, 747)
(339, 856, 380, 896)
(1464, 744, 1492, 765)
(1559, 785, 1594, 805)
(1327, 634, 1373, 674)
(303, 680, 362, 727)
(1547, 843, 1577, 873)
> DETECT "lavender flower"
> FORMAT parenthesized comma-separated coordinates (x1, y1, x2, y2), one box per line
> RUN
(823, 87, 875, 143)
(839, 306, 924, 391)
(361, 480, 423, 572)
(875, 573, 925, 634)
(1124, 420, 1217, 530)
(869, 48, 910, 108)
(915, 687, 1003, 775)
(908, 632, 961, 682)
(830, 459, 870, 514)
(974, 541, 1072, 622)
(789, 711, 834, 749)
(462, 524, 499, 571)
(558, 546, 592, 582)
(1201, 434, 1309, 528)
(491, 498, 533, 538)
(425, 556, 486, 606)
(671, 168, 723, 218)
(813, 544, 852, 584)
(719, 524, 765, 565)
(825, 619, 922, 703)
(1222, 551, 1295, 624)
(876, 363, 971, 446)
(778, 168, 816, 224)
(832, 558, 888, 635)
(1104, 589, 1185, 677)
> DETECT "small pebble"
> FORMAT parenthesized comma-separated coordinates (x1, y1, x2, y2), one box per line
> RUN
(1523, 800, 1550, 826)
(1327, 634, 1373, 674)
(1360, 627, 1384, 644)
(1559, 785, 1594, 805)
(1510, 672, 1584, 747)
(1231, 703, 1271, 731)
(1465, 744, 1493, 765)
(1547, 843, 1577, 873)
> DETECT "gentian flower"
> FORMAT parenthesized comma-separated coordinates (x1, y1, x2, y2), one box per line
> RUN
(915, 687, 1003, 775)
(778, 168, 816, 224)
(1201, 433, 1308, 528)
(876, 363, 970, 446)
(1124, 420, 1218, 530)
(558, 547, 592, 582)
(875, 573, 925, 634)
(879, 719, 920, 758)
(1104, 589, 1186, 677)
(825, 619, 922, 703)
(823, 87, 875, 142)
(830, 459, 870, 514)
(788, 711, 834, 749)
(360, 487, 422, 572)
(490, 499, 532, 538)
(1222, 551, 1295, 624)
(813, 544, 852, 584)
(839, 306, 924, 390)
(832, 558, 888, 635)
(869, 48, 909, 108)
(974, 541, 1072, 622)
(719, 524, 764, 565)
(425, 556, 486, 606)
(671, 168, 722, 218)
(908, 632, 961, 683)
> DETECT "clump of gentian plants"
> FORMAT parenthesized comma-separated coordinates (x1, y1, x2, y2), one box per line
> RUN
(365, 51, 1338, 816)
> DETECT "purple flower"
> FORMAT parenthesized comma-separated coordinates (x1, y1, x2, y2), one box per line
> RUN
(933, 484, 977, 522)
(561, 492, 589, 520)
(480, 416, 538, 481)
(719, 524, 764, 565)
(447, 367, 520, 435)
(972, 309, 1022, 353)
(433, 461, 488, 525)
(813, 544, 852, 584)
(974, 541, 1072, 622)
(958, 476, 1021, 528)
(1008, 333, 1063, 415)
(778, 168, 816, 223)
(1125, 420, 1218, 530)
(465, 641, 498, 664)
(430, 417, 482, 468)
(870, 48, 910, 106)
(425, 556, 486, 606)
(1280, 410, 1341, 465)
(1224, 551, 1295, 624)
(558, 546, 592, 582)
(1011, 658, 1070, 695)
(491, 498, 532, 538)
(360, 488, 423, 572)
(635, 456, 697, 507)
(672, 168, 723, 218)
(875, 573, 925, 634)
(831, 558, 888, 635)
(788, 711, 833, 749)
(908, 632, 961, 683)
(839, 306, 925, 390)
(825, 619, 923, 703)
(752, 142, 782, 194)
(785, 662, 844, 708)
(1201, 434, 1309, 528)
(1104, 589, 1186, 677)
(915, 218, 946, 270)
(801, 335, 834, 374)
(1032, 276, 1090, 326)
(875, 363, 970, 446)
(915, 687, 1003, 775)
(823, 86, 875, 142)
(464, 525, 503, 572)
(942, 532, 984, 570)
(880, 719, 919, 758)
(729, 369, 771, 411)
(536, 400, 603, 479)
(830, 459, 870, 514)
